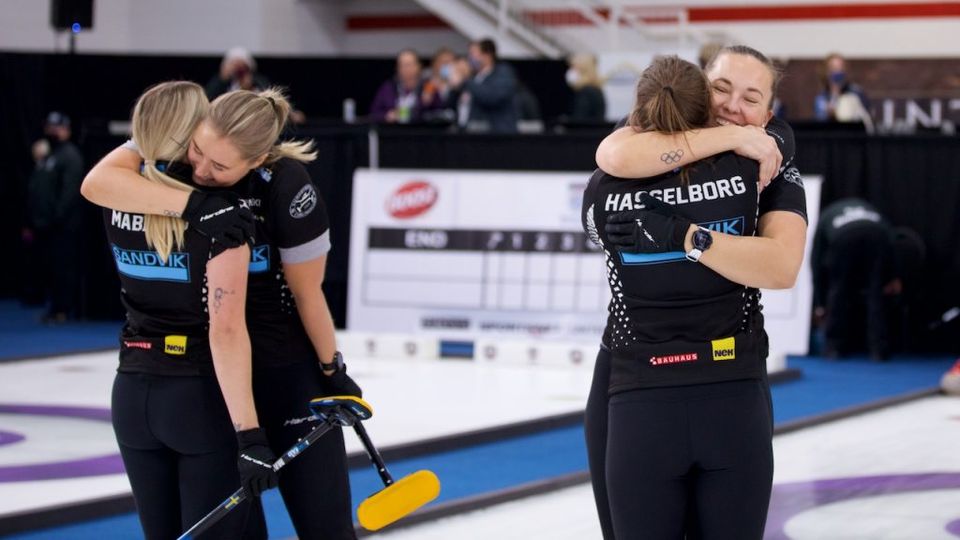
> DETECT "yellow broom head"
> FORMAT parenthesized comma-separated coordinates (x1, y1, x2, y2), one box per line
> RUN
(357, 470, 441, 531)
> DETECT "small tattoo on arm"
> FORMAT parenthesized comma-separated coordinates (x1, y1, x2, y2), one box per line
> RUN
(213, 288, 235, 314)
(661, 149, 684, 165)
(162, 210, 182, 218)
(234, 422, 243, 431)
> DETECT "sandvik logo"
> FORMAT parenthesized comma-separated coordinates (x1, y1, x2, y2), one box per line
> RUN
(249, 245, 270, 273)
(701, 216, 745, 236)
(620, 216, 745, 265)
(112, 245, 190, 282)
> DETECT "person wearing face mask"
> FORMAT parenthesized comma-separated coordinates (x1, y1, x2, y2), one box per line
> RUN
(420, 47, 459, 123)
(24, 112, 84, 323)
(566, 53, 606, 122)
(813, 53, 870, 123)
(83, 87, 362, 540)
(449, 38, 518, 133)
(589, 45, 808, 539)
(206, 47, 271, 100)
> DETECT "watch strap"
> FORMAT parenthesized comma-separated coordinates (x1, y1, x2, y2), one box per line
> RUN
(321, 351, 343, 372)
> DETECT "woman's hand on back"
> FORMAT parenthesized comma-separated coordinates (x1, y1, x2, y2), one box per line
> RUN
(733, 125, 782, 190)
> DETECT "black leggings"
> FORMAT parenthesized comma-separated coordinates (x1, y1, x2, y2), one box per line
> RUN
(585, 348, 616, 539)
(586, 348, 773, 540)
(253, 361, 356, 540)
(112, 373, 266, 540)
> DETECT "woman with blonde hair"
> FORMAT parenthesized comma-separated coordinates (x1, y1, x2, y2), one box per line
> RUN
(566, 52, 606, 122)
(84, 86, 360, 539)
(100, 81, 271, 539)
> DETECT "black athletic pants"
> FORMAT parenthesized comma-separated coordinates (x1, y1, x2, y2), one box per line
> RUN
(112, 372, 267, 540)
(253, 361, 356, 540)
(823, 226, 891, 357)
(585, 349, 616, 539)
(585, 348, 773, 540)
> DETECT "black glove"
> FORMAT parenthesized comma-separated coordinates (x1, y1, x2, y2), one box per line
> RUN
(604, 193, 692, 253)
(236, 427, 279, 497)
(320, 364, 363, 398)
(182, 191, 256, 248)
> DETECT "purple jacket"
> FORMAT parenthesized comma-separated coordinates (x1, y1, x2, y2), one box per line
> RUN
(368, 78, 442, 122)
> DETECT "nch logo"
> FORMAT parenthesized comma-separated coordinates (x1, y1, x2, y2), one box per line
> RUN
(711, 337, 736, 361)
(164, 335, 187, 356)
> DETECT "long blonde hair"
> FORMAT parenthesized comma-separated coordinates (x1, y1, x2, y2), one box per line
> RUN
(207, 87, 316, 164)
(131, 81, 208, 261)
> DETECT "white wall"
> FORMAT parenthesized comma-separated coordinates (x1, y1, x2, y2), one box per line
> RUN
(0, 0, 345, 55)
(566, 19, 960, 59)
(0, 0, 958, 59)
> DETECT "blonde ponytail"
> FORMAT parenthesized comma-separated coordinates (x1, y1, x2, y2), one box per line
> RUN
(208, 87, 316, 165)
(131, 81, 208, 261)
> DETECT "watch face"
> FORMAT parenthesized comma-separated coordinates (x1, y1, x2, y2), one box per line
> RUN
(323, 352, 344, 371)
(694, 229, 713, 250)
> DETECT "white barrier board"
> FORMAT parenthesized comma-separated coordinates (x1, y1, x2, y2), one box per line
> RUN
(348, 168, 821, 355)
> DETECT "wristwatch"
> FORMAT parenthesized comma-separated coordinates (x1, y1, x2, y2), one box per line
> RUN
(320, 351, 344, 373)
(685, 227, 713, 262)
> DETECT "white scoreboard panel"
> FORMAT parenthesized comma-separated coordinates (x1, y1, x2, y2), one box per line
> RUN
(348, 169, 821, 355)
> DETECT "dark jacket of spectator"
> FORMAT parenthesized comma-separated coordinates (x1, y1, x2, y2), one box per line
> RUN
(571, 86, 606, 122)
(465, 62, 518, 133)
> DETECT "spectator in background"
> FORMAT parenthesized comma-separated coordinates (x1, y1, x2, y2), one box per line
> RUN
(370, 49, 437, 123)
(20, 139, 51, 305)
(771, 57, 790, 119)
(565, 53, 606, 122)
(24, 112, 84, 323)
(206, 47, 271, 99)
(813, 53, 870, 123)
(811, 198, 900, 361)
(449, 38, 518, 133)
(207, 47, 306, 125)
(420, 47, 459, 123)
(697, 41, 725, 69)
(514, 79, 543, 132)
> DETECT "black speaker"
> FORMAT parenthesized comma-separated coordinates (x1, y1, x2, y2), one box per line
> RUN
(50, 0, 94, 30)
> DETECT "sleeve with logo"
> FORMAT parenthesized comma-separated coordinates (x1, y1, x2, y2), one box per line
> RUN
(582, 170, 603, 246)
(759, 117, 807, 222)
(764, 117, 795, 170)
(269, 160, 331, 264)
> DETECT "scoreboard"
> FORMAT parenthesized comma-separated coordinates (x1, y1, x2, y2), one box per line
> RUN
(347, 169, 821, 354)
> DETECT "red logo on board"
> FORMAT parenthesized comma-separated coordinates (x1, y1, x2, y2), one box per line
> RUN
(386, 181, 438, 219)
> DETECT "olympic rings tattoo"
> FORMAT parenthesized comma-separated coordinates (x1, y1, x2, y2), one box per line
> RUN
(660, 149, 684, 164)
